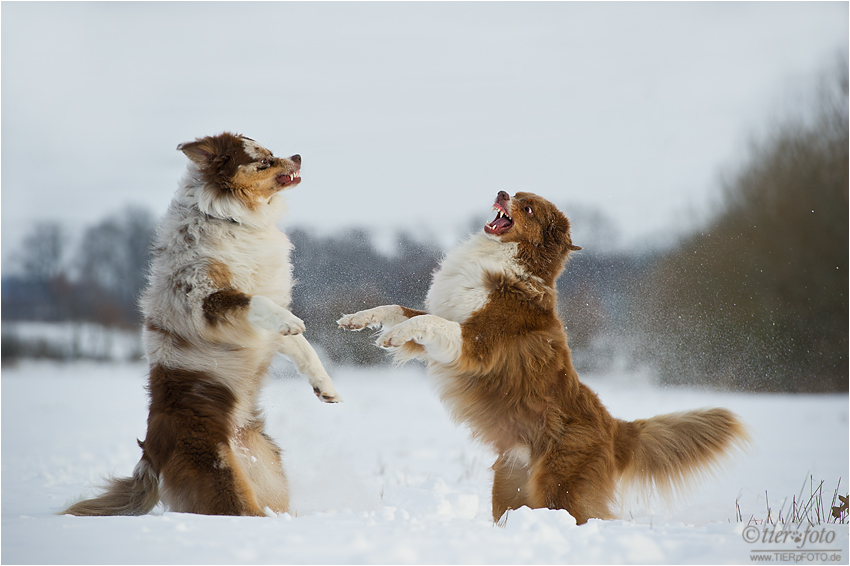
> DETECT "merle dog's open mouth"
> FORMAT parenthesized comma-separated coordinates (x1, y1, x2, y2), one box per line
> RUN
(276, 171, 301, 187)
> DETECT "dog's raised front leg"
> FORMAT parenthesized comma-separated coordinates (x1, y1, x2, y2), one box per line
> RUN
(337, 305, 427, 331)
(247, 295, 306, 336)
(277, 334, 341, 403)
(376, 314, 462, 365)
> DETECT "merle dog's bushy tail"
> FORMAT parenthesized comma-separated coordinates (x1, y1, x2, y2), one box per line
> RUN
(61, 457, 159, 516)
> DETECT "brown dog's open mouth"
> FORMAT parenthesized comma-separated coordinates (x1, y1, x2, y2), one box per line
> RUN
(276, 171, 301, 187)
(485, 203, 513, 236)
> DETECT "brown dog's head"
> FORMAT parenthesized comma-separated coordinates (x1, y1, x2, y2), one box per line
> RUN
(177, 132, 301, 214)
(484, 191, 581, 283)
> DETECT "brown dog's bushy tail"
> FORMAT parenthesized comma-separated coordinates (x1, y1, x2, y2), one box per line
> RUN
(615, 408, 750, 500)
(60, 457, 160, 516)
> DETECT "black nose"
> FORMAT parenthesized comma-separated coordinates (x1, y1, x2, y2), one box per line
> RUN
(497, 190, 510, 201)
(290, 154, 301, 166)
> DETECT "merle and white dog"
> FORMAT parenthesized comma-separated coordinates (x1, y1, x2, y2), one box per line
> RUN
(63, 132, 339, 517)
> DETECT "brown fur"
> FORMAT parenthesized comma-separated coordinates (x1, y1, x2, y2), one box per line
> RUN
(57, 459, 161, 517)
(142, 364, 264, 515)
(400, 306, 428, 319)
(145, 320, 190, 350)
(202, 289, 252, 324)
(179, 132, 255, 190)
(177, 132, 301, 211)
(207, 261, 233, 288)
(377, 191, 750, 524)
(61, 132, 327, 517)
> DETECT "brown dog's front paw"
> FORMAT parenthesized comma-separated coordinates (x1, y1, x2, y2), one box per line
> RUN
(337, 311, 376, 331)
(376, 326, 413, 349)
(337, 316, 363, 331)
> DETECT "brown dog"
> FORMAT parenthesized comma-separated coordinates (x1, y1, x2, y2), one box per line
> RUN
(339, 190, 748, 524)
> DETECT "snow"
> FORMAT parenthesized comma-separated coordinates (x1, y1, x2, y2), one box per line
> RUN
(2, 360, 847, 564)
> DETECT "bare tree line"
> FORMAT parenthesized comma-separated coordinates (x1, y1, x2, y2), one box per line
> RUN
(3, 57, 846, 392)
(635, 55, 848, 392)
(0, 203, 642, 374)
(4, 207, 157, 327)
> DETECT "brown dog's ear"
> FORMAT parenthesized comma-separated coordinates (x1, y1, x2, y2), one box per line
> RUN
(544, 211, 579, 251)
(177, 138, 215, 165)
(546, 211, 581, 252)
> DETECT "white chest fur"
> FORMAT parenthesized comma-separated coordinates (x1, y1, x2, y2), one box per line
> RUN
(425, 234, 527, 323)
(224, 225, 294, 305)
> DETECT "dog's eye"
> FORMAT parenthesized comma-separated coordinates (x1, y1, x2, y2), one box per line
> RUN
(257, 158, 271, 170)
(524, 206, 533, 216)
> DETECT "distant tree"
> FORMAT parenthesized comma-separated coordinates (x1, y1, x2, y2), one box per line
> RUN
(285, 206, 638, 369)
(77, 206, 156, 327)
(4, 221, 70, 321)
(636, 56, 848, 392)
(288, 228, 441, 366)
(560, 202, 621, 255)
(17, 221, 65, 282)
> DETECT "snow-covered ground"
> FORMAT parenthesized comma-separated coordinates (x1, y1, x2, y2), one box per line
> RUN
(2, 359, 847, 564)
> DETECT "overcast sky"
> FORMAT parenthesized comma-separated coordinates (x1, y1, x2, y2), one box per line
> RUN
(2, 2, 847, 266)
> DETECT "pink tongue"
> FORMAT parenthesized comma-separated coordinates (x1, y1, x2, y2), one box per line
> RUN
(490, 217, 512, 230)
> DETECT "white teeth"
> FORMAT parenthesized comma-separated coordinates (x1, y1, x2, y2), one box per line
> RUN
(491, 205, 510, 220)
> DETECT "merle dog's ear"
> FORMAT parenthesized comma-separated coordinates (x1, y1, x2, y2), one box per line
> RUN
(177, 138, 215, 165)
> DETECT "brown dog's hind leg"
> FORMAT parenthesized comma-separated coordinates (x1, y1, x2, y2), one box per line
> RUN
(491, 453, 532, 522)
(527, 449, 617, 525)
